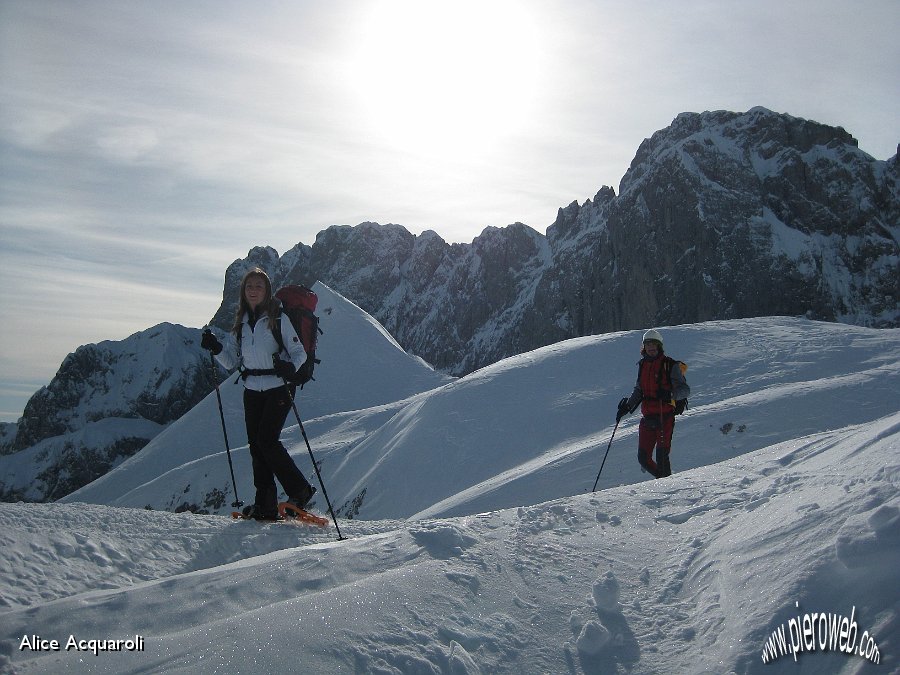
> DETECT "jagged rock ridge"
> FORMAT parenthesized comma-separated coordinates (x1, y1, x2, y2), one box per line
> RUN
(211, 108, 898, 374)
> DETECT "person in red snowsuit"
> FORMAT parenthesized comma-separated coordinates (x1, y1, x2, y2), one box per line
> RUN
(617, 329, 690, 478)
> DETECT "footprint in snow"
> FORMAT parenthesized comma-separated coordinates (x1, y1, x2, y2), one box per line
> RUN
(590, 571, 621, 612)
(409, 522, 478, 559)
(569, 571, 641, 667)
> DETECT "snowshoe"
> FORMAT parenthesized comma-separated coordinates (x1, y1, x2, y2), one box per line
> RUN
(277, 501, 329, 527)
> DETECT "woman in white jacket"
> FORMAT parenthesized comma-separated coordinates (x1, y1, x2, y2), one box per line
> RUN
(202, 268, 316, 520)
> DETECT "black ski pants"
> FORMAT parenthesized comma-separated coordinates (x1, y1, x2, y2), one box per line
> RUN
(243, 385, 311, 514)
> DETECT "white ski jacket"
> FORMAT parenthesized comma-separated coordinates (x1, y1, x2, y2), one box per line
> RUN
(215, 311, 306, 392)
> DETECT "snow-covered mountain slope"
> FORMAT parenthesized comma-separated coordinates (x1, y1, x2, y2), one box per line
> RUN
(1, 410, 897, 674)
(0, 323, 215, 502)
(63, 317, 900, 527)
(61, 282, 453, 512)
(332, 317, 900, 520)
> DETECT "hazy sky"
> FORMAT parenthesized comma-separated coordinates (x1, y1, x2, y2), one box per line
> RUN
(1, 0, 898, 423)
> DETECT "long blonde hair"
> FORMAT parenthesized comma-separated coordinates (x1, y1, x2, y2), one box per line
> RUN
(232, 268, 279, 336)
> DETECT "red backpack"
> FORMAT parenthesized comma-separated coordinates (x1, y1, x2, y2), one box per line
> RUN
(273, 285, 322, 387)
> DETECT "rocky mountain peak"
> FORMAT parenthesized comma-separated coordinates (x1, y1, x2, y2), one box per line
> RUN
(1, 323, 216, 501)
(204, 108, 896, 378)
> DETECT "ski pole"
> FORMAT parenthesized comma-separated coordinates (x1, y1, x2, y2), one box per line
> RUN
(281, 380, 344, 540)
(592, 417, 621, 492)
(210, 350, 243, 508)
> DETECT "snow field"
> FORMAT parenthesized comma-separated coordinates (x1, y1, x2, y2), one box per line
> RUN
(2, 312, 898, 673)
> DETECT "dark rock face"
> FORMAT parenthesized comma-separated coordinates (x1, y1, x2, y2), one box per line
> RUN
(582, 108, 898, 333)
(212, 108, 898, 375)
(13, 324, 215, 451)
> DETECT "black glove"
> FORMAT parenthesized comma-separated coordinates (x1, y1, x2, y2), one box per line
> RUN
(201, 329, 222, 355)
(616, 397, 630, 422)
(272, 356, 296, 380)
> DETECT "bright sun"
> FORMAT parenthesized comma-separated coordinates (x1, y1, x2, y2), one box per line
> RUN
(345, 0, 543, 159)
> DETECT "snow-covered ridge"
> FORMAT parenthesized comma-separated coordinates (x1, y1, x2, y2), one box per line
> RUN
(63, 317, 900, 526)
(0, 283, 451, 505)
(60, 282, 452, 511)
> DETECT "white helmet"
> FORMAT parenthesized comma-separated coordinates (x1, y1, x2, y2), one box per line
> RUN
(642, 329, 664, 348)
